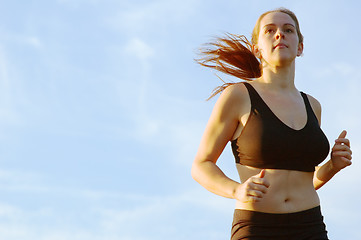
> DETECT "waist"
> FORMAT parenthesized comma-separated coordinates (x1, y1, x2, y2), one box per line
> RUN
(233, 205, 324, 224)
(236, 195, 320, 213)
(236, 167, 319, 213)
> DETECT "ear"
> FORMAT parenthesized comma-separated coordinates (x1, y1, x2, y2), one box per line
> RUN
(297, 42, 304, 57)
(252, 45, 262, 59)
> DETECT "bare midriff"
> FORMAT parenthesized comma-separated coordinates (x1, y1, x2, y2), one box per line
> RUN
(235, 164, 320, 213)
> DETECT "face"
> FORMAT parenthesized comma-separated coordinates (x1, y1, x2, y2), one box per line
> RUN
(254, 12, 303, 66)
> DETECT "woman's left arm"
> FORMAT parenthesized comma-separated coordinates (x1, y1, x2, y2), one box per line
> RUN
(306, 94, 352, 190)
(313, 130, 353, 190)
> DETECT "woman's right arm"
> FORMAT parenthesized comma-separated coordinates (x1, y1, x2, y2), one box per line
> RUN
(191, 84, 245, 199)
(191, 84, 270, 202)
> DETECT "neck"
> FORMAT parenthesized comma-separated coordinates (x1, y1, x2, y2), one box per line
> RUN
(257, 61, 296, 90)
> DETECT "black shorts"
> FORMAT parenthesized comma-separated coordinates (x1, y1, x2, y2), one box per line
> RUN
(231, 206, 328, 240)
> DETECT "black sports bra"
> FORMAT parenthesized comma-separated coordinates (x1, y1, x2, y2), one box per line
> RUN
(231, 82, 330, 172)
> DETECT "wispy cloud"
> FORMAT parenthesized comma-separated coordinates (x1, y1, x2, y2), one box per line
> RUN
(56, 0, 100, 8)
(0, 46, 23, 129)
(104, 0, 204, 144)
(124, 37, 155, 62)
(117, 37, 159, 142)
(22, 36, 42, 49)
(107, 0, 201, 35)
(0, 170, 233, 240)
(93, 189, 233, 240)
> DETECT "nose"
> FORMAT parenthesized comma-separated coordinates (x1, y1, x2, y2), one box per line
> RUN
(275, 30, 285, 40)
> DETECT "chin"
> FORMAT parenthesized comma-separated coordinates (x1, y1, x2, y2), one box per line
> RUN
(270, 55, 296, 66)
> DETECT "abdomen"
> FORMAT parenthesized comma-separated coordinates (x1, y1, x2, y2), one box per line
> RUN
(235, 165, 320, 213)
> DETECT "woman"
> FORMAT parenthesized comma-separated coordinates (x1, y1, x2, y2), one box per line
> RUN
(191, 8, 353, 240)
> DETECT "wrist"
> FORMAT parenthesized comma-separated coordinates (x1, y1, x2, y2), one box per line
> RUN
(329, 159, 341, 174)
(232, 182, 243, 200)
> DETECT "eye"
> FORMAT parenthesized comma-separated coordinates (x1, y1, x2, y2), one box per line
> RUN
(265, 29, 275, 34)
(285, 28, 294, 33)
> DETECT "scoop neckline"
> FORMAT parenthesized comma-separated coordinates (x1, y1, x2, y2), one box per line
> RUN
(244, 82, 309, 132)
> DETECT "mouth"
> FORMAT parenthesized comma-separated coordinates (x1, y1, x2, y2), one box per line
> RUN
(274, 43, 288, 49)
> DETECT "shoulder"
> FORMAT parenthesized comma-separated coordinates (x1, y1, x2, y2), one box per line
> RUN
(303, 92, 322, 123)
(211, 82, 250, 120)
(218, 82, 249, 103)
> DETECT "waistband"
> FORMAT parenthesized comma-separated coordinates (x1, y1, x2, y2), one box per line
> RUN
(233, 206, 323, 224)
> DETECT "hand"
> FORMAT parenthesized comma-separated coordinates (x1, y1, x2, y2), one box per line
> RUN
(331, 130, 353, 171)
(235, 169, 270, 203)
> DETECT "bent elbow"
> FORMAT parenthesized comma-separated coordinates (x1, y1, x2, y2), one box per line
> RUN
(191, 162, 200, 182)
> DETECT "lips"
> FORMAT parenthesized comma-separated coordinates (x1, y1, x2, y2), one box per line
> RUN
(274, 43, 288, 49)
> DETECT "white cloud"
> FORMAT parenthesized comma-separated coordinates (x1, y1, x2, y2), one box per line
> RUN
(0, 47, 21, 127)
(0, 203, 22, 219)
(106, 0, 201, 35)
(56, 0, 99, 8)
(23, 36, 42, 48)
(93, 188, 233, 239)
(0, 169, 50, 194)
(124, 37, 155, 61)
(0, 177, 234, 240)
(105, 0, 204, 144)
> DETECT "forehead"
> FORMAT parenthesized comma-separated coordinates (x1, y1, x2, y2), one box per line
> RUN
(260, 12, 296, 28)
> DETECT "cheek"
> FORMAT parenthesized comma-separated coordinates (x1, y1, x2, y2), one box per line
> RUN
(257, 37, 272, 51)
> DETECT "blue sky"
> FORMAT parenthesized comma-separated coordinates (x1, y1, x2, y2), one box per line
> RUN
(0, 0, 360, 239)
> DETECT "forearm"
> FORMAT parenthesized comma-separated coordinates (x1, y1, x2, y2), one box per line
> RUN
(313, 159, 339, 190)
(191, 160, 240, 199)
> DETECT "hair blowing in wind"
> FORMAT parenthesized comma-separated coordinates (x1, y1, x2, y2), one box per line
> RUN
(195, 33, 262, 99)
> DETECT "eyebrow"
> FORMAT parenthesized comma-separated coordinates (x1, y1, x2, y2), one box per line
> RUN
(263, 23, 296, 29)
